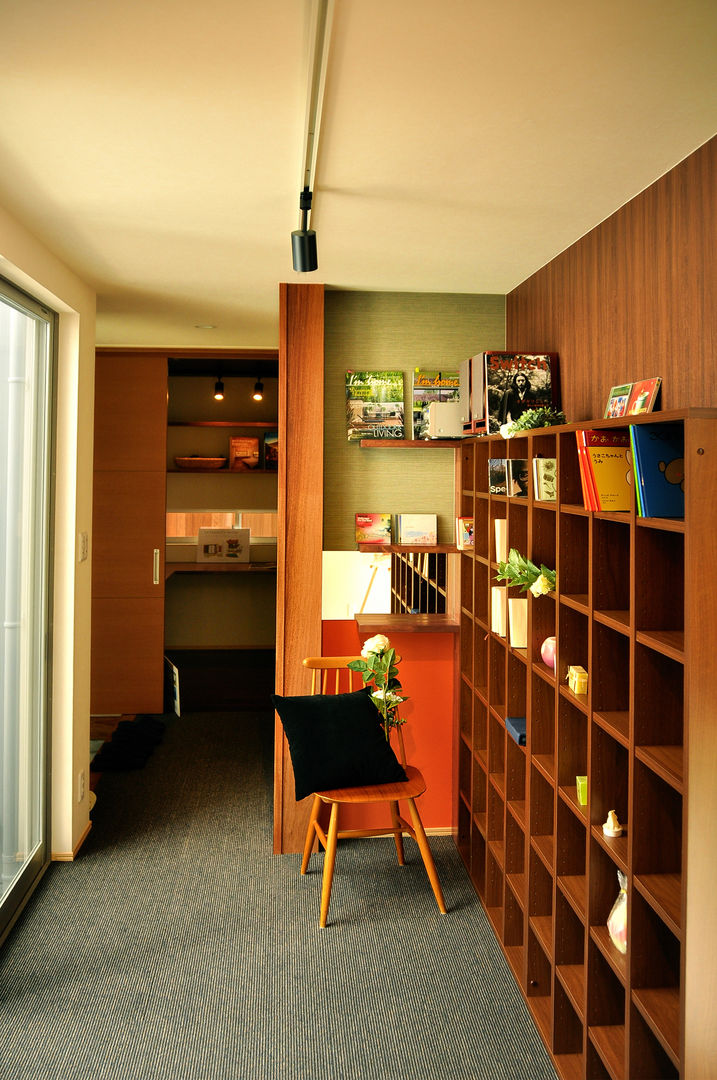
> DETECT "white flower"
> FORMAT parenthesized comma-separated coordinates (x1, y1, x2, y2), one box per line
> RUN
(529, 573, 552, 597)
(361, 633, 390, 658)
(499, 423, 514, 439)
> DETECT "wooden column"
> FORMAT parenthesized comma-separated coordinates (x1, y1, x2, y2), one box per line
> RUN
(274, 283, 325, 853)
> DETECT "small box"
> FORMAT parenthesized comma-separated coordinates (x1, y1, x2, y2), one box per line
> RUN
(506, 716, 526, 746)
(567, 665, 588, 694)
(576, 775, 588, 805)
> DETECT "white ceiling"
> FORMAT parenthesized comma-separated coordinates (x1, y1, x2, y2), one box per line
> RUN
(0, 0, 715, 349)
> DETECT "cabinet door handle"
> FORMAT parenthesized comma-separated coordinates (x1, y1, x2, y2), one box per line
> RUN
(153, 548, 160, 585)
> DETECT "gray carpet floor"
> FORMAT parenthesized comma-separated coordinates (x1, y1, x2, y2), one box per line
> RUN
(0, 710, 557, 1080)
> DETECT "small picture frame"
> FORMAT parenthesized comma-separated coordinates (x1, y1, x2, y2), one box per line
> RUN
(604, 384, 632, 419)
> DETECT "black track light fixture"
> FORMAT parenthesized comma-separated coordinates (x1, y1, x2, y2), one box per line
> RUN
(252, 377, 264, 402)
(213, 376, 225, 401)
(291, 187, 318, 272)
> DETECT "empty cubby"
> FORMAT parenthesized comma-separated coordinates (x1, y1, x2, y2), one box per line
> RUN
(531, 504, 557, 572)
(459, 676, 472, 742)
(633, 643, 683, 752)
(488, 637, 506, 710)
(488, 713, 506, 791)
(473, 693, 487, 760)
(506, 651, 527, 718)
(531, 673, 555, 778)
(557, 511, 589, 598)
(530, 765, 555, 847)
(634, 527, 684, 636)
(628, 1005, 679, 1080)
(592, 517, 631, 615)
(460, 553, 474, 615)
(556, 797, 587, 882)
(632, 762, 683, 884)
(472, 755, 487, 827)
(506, 500, 528, 559)
(553, 978, 584, 1056)
(591, 622, 630, 714)
(460, 611, 473, 682)
(470, 827, 486, 899)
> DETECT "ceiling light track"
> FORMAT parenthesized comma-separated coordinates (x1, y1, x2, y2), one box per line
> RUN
(291, 0, 334, 273)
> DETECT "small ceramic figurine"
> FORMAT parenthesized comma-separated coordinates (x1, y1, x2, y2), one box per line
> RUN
(602, 810, 623, 837)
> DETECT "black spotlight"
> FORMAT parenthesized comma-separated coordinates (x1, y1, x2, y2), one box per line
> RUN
(291, 187, 318, 272)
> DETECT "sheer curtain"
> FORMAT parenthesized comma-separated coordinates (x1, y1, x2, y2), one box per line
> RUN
(0, 281, 54, 940)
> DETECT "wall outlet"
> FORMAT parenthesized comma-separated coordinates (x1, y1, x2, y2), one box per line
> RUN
(77, 770, 85, 803)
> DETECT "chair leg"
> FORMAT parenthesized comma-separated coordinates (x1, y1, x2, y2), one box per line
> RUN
(405, 797, 447, 914)
(300, 795, 322, 875)
(319, 801, 340, 928)
(389, 801, 405, 865)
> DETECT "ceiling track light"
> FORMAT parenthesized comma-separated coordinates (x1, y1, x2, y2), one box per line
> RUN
(213, 376, 225, 401)
(252, 377, 264, 402)
(291, 188, 317, 272)
(291, 0, 334, 273)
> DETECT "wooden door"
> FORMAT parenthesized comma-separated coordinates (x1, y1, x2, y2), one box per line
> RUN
(91, 352, 167, 715)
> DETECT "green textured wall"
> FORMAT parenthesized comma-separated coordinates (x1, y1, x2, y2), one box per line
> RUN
(323, 291, 505, 550)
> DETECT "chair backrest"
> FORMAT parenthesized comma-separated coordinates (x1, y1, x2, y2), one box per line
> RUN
(302, 655, 408, 767)
(302, 655, 362, 695)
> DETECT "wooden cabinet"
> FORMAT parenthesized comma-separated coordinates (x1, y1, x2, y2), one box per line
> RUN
(457, 410, 717, 1080)
(91, 352, 167, 715)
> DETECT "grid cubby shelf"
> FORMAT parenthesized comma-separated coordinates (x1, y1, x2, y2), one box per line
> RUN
(455, 409, 717, 1080)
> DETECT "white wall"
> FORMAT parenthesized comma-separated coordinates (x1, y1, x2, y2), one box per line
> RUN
(0, 205, 96, 858)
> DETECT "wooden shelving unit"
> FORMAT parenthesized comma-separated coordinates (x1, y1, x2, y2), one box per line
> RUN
(456, 409, 717, 1080)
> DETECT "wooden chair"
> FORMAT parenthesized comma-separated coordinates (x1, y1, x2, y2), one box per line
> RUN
(300, 655, 447, 928)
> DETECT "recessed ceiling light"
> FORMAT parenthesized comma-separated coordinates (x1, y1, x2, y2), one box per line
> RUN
(194, 323, 216, 330)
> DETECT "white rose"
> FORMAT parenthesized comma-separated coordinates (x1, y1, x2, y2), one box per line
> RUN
(361, 633, 390, 658)
(529, 573, 552, 597)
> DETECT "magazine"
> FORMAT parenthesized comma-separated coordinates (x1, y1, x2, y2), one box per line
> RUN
(346, 370, 405, 441)
(483, 352, 560, 433)
(412, 370, 460, 439)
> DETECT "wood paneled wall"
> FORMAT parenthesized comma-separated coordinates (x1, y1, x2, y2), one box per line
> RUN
(507, 136, 715, 422)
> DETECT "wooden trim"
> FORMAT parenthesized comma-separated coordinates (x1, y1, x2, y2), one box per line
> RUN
(274, 284, 325, 853)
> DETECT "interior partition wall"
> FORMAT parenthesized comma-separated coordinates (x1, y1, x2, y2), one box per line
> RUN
(0, 277, 56, 944)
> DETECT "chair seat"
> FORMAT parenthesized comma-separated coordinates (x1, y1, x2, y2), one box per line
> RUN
(314, 765, 427, 804)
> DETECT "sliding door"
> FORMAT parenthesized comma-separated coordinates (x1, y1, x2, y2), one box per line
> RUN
(0, 278, 55, 943)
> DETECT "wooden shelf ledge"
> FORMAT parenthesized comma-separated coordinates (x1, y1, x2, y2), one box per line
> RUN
(354, 612, 459, 634)
(165, 561, 276, 579)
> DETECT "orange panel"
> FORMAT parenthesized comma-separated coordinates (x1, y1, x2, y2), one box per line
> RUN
(321, 620, 455, 830)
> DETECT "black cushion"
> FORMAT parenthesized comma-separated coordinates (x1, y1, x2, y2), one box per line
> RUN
(271, 687, 407, 801)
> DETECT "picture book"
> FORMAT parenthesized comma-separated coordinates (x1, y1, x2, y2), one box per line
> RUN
(604, 384, 632, 419)
(533, 457, 557, 501)
(488, 457, 508, 495)
(483, 352, 560, 434)
(355, 512, 392, 545)
(583, 430, 632, 511)
(345, 370, 405, 441)
(630, 422, 684, 518)
(396, 514, 437, 545)
(456, 516, 474, 549)
(412, 369, 460, 439)
(629, 427, 643, 516)
(604, 377, 662, 418)
(575, 431, 598, 510)
(626, 377, 661, 415)
(508, 598, 527, 649)
(507, 458, 529, 497)
(229, 436, 260, 471)
(263, 430, 278, 470)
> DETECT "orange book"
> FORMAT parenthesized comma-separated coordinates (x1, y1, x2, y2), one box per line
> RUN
(229, 436, 260, 471)
(583, 430, 632, 511)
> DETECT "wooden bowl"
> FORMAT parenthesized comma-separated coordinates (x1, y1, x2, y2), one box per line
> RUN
(174, 456, 227, 470)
